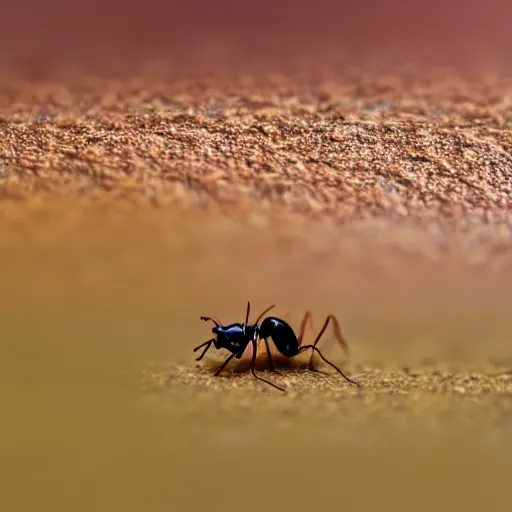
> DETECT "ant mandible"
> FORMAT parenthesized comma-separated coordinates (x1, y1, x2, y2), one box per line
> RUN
(193, 301, 360, 392)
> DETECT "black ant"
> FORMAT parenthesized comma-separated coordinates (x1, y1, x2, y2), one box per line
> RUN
(193, 301, 360, 392)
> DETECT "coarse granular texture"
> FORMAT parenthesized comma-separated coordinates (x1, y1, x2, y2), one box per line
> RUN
(1, 60, 511, 236)
(143, 362, 512, 410)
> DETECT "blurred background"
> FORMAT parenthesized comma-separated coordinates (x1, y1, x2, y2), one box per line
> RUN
(1, 0, 511, 69)
(1, 1, 512, 511)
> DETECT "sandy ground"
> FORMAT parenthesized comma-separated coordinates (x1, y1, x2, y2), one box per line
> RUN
(1, 55, 512, 511)
(2, 61, 512, 232)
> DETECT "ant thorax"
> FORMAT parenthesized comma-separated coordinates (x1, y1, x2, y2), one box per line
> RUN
(244, 323, 258, 341)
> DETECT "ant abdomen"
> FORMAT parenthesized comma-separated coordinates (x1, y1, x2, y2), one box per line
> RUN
(258, 317, 299, 357)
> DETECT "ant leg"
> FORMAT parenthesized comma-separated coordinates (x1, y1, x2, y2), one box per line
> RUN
(301, 314, 349, 367)
(298, 345, 359, 387)
(250, 339, 284, 391)
(193, 338, 215, 361)
(297, 311, 312, 346)
(313, 314, 349, 354)
(297, 314, 357, 385)
(213, 353, 236, 376)
(262, 338, 276, 371)
(200, 316, 221, 327)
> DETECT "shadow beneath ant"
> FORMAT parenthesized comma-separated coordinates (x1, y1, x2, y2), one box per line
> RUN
(201, 342, 340, 375)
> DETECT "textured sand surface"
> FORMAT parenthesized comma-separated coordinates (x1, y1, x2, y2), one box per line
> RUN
(2, 59, 512, 262)
(2, 63, 512, 227)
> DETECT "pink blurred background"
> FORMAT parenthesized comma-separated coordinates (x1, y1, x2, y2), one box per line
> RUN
(1, 0, 511, 70)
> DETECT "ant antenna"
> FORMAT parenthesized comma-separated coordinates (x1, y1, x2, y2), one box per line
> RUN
(243, 301, 251, 335)
(245, 301, 251, 325)
(254, 304, 276, 325)
(200, 316, 221, 327)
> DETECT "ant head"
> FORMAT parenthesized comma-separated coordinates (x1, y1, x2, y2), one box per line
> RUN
(211, 323, 248, 339)
(212, 325, 233, 335)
